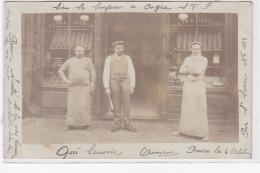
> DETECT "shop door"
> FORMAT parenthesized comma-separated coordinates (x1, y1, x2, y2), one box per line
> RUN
(102, 13, 162, 119)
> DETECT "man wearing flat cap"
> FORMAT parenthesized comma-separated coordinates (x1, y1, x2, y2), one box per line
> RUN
(103, 41, 137, 132)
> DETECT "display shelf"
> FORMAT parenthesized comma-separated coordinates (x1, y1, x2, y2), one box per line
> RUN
(169, 25, 196, 27)
(169, 66, 224, 70)
(167, 13, 226, 87)
(41, 13, 96, 86)
(47, 47, 67, 50)
(198, 25, 225, 27)
(171, 50, 223, 52)
(166, 86, 228, 91)
(41, 83, 68, 89)
(46, 27, 95, 31)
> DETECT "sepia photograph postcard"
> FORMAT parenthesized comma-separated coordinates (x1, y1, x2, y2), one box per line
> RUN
(2, 0, 255, 161)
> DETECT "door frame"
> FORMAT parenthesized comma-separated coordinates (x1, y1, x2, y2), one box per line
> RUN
(100, 13, 164, 119)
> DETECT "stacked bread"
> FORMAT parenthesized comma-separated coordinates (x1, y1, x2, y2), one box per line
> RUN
(49, 31, 93, 50)
(176, 32, 222, 51)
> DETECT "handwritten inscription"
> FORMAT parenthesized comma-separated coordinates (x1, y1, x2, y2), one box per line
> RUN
(53, 2, 69, 10)
(241, 122, 248, 138)
(5, 8, 13, 31)
(230, 147, 251, 155)
(214, 146, 251, 155)
(240, 52, 247, 66)
(201, 2, 213, 9)
(6, 33, 18, 62)
(86, 144, 122, 156)
(239, 73, 248, 99)
(10, 69, 20, 96)
(239, 37, 249, 124)
(242, 37, 247, 49)
(6, 82, 21, 159)
(144, 4, 171, 13)
(75, 3, 85, 10)
(186, 146, 210, 154)
(239, 102, 247, 116)
(93, 2, 123, 12)
(71, 2, 214, 13)
(5, 8, 21, 159)
(56, 144, 123, 159)
(56, 146, 79, 159)
(179, 2, 213, 10)
(140, 147, 178, 157)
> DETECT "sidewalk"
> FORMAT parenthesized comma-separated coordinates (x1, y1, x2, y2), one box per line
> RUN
(22, 118, 238, 144)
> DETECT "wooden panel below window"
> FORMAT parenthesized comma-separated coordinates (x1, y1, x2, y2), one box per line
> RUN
(40, 90, 67, 109)
(40, 89, 96, 110)
(165, 94, 182, 113)
(165, 92, 230, 120)
(207, 94, 228, 114)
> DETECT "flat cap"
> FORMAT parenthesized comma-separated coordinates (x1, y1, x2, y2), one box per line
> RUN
(112, 41, 124, 46)
(190, 41, 202, 48)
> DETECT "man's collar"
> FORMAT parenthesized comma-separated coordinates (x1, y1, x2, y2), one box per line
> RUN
(114, 53, 123, 58)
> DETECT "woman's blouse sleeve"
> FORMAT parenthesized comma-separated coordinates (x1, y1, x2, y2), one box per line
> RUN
(190, 57, 208, 75)
(179, 57, 190, 74)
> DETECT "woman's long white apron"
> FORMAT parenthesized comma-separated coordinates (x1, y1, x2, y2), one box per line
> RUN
(179, 79, 208, 137)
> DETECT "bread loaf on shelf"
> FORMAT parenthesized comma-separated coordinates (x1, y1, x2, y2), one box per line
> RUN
(49, 31, 93, 50)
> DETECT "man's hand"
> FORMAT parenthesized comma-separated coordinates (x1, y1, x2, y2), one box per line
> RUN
(105, 88, 111, 95)
(130, 87, 134, 95)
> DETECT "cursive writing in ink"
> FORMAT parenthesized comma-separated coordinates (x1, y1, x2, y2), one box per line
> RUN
(186, 146, 210, 153)
(93, 2, 123, 12)
(241, 122, 248, 138)
(87, 144, 122, 155)
(53, 2, 69, 10)
(56, 146, 79, 159)
(144, 4, 171, 13)
(238, 73, 247, 99)
(140, 147, 178, 157)
(239, 102, 247, 116)
(75, 3, 85, 10)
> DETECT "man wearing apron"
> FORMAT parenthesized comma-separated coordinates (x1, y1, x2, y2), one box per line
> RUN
(103, 41, 137, 132)
(58, 46, 96, 131)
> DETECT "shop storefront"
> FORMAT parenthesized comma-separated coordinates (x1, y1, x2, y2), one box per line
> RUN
(22, 13, 238, 120)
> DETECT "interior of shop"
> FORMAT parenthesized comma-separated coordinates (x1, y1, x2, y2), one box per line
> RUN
(103, 13, 162, 119)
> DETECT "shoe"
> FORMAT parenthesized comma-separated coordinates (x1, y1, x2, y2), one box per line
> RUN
(111, 125, 121, 132)
(124, 125, 137, 132)
(84, 126, 93, 130)
(172, 131, 180, 136)
(63, 126, 71, 131)
(202, 137, 209, 141)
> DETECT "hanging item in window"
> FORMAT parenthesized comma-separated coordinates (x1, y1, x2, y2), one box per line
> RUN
(49, 31, 93, 50)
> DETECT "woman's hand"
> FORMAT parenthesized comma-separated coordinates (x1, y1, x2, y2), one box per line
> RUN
(130, 87, 135, 95)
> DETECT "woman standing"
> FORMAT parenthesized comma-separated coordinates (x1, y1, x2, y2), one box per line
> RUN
(58, 46, 96, 131)
(172, 42, 209, 141)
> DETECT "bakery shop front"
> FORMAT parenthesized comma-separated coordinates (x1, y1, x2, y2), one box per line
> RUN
(22, 13, 238, 121)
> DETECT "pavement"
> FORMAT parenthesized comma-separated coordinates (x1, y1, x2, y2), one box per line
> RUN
(22, 117, 238, 144)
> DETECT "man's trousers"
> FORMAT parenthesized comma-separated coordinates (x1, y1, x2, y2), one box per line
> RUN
(110, 77, 131, 126)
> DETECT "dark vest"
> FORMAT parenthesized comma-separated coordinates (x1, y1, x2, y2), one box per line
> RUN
(110, 54, 128, 74)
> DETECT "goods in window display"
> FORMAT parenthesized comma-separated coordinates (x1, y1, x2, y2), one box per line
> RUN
(49, 31, 93, 50)
(217, 32, 222, 50)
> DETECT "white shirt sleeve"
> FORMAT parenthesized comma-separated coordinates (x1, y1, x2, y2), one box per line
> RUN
(103, 56, 111, 89)
(127, 56, 136, 88)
